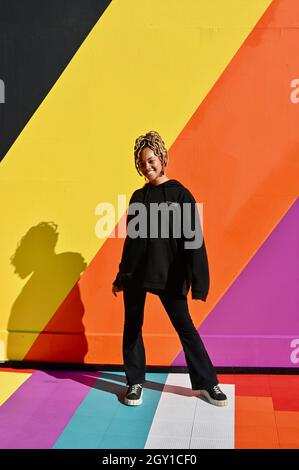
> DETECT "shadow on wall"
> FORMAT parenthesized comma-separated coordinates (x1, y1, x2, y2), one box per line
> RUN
(7, 221, 88, 363)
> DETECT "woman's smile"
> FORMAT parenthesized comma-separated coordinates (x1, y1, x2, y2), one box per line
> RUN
(138, 147, 169, 185)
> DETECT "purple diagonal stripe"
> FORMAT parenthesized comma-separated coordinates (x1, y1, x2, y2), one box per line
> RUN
(0, 370, 101, 449)
(173, 198, 299, 367)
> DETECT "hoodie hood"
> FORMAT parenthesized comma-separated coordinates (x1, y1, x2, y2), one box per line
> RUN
(143, 179, 185, 205)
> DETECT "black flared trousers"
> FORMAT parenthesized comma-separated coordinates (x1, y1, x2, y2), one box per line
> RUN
(122, 283, 218, 390)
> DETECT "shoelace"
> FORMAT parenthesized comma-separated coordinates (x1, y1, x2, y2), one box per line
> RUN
(212, 385, 222, 395)
(129, 384, 142, 393)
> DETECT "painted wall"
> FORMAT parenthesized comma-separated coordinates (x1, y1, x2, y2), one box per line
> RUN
(0, 0, 298, 367)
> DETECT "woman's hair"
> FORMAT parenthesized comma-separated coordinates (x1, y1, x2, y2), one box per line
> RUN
(134, 130, 168, 176)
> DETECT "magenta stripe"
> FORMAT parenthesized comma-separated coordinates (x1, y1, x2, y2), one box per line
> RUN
(173, 198, 299, 367)
(0, 370, 101, 449)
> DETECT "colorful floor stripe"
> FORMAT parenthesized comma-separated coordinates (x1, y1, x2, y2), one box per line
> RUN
(0, 370, 101, 449)
(219, 374, 299, 448)
(0, 369, 298, 448)
(145, 374, 234, 449)
(54, 372, 168, 449)
(0, 370, 32, 406)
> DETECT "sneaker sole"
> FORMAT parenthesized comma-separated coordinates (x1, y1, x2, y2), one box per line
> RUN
(124, 390, 143, 406)
(198, 389, 228, 407)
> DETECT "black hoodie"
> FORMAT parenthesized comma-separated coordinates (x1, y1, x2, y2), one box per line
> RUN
(113, 179, 210, 301)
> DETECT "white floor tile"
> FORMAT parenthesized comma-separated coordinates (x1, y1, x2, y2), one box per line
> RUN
(145, 374, 235, 449)
(190, 438, 233, 449)
(145, 436, 190, 449)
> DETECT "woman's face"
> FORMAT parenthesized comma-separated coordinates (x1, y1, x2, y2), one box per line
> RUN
(138, 147, 164, 183)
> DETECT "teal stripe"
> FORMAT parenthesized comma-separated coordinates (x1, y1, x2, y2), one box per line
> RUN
(53, 371, 168, 449)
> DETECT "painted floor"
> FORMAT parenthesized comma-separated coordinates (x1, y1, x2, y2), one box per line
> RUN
(0, 369, 298, 449)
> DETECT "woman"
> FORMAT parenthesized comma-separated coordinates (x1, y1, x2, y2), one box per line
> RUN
(112, 130, 227, 407)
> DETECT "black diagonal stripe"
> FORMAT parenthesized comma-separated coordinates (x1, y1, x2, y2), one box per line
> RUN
(0, 0, 112, 162)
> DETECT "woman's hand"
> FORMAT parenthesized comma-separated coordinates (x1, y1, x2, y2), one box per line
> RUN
(112, 284, 123, 297)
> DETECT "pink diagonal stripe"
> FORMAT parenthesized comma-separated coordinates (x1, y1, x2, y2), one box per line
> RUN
(0, 370, 101, 449)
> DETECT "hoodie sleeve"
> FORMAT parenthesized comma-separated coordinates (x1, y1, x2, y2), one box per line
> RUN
(181, 189, 210, 301)
(112, 189, 140, 288)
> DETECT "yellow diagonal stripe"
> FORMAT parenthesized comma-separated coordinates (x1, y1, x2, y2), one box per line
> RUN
(0, 0, 272, 359)
(0, 371, 32, 406)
